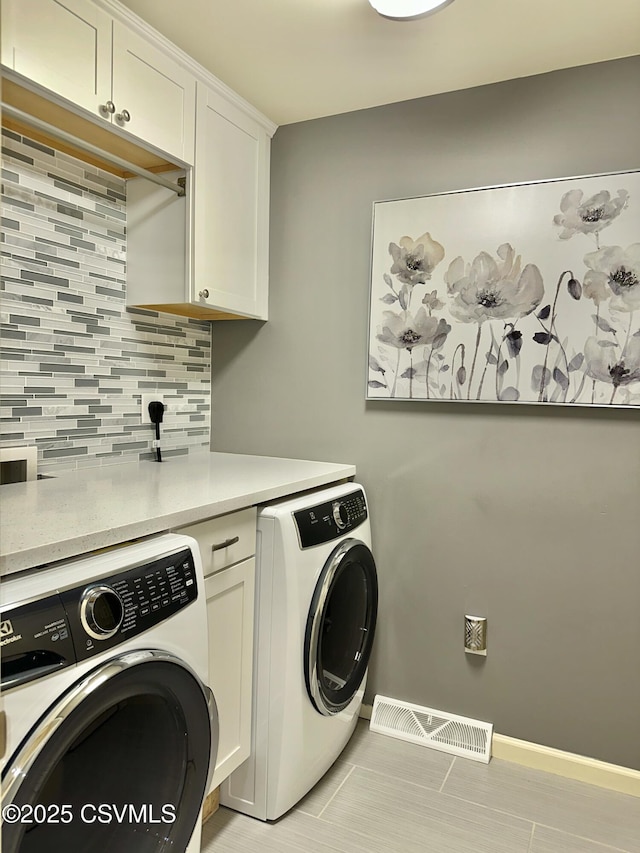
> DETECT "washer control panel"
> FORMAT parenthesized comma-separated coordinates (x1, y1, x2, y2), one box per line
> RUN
(61, 547, 197, 662)
(0, 595, 75, 691)
(294, 489, 368, 548)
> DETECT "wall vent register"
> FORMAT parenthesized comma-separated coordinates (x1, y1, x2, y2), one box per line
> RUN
(370, 694, 493, 764)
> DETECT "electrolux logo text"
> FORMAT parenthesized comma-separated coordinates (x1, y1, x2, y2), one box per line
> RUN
(0, 619, 22, 646)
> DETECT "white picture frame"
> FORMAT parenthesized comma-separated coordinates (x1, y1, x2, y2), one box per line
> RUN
(366, 171, 640, 407)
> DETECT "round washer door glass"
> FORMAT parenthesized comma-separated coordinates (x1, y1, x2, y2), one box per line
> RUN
(305, 538, 378, 715)
(2, 654, 214, 853)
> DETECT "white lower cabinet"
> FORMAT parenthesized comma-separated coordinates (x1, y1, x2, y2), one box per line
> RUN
(177, 508, 256, 791)
(205, 557, 255, 791)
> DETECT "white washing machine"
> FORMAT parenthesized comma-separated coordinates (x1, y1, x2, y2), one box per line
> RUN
(1, 533, 218, 853)
(221, 481, 378, 821)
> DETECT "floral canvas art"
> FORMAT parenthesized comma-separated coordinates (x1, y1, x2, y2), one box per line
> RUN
(367, 172, 640, 407)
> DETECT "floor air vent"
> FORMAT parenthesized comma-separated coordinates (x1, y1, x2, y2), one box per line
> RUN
(370, 695, 493, 763)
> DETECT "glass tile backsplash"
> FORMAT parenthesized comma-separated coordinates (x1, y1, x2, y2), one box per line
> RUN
(0, 129, 211, 475)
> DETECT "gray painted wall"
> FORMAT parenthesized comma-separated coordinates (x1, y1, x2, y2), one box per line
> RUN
(211, 58, 640, 769)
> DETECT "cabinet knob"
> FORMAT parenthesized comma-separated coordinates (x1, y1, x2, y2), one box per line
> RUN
(199, 289, 209, 299)
(116, 109, 131, 123)
(100, 100, 116, 116)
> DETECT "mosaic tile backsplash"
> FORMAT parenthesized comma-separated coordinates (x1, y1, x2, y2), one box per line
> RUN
(1, 129, 211, 475)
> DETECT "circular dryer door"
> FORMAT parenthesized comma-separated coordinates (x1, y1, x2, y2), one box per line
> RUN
(305, 538, 378, 715)
(2, 651, 217, 853)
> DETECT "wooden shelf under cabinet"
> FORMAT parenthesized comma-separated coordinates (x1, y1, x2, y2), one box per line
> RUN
(2, 78, 180, 177)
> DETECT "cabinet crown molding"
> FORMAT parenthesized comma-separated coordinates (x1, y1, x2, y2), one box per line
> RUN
(94, 0, 278, 137)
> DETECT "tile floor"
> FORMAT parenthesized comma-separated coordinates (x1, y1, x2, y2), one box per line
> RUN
(202, 721, 640, 853)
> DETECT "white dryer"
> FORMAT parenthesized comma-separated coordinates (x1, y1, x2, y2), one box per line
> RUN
(1, 533, 217, 853)
(221, 482, 378, 821)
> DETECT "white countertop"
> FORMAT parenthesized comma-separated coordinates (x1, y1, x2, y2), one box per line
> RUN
(0, 451, 355, 576)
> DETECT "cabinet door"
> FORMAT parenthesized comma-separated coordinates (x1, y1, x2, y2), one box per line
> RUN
(1, 0, 111, 116)
(193, 84, 270, 319)
(111, 21, 195, 164)
(206, 557, 255, 791)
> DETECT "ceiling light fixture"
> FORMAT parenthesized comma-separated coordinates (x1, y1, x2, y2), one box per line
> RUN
(369, 0, 455, 21)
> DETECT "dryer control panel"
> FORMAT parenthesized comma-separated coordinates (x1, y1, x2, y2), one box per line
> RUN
(294, 489, 368, 549)
(60, 546, 197, 662)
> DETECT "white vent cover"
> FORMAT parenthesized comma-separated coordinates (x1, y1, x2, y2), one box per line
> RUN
(370, 695, 493, 763)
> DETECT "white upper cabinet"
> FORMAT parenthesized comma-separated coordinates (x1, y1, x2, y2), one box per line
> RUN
(192, 84, 270, 320)
(110, 21, 195, 164)
(1, 0, 195, 164)
(127, 86, 271, 321)
(1, 0, 111, 116)
(2, 0, 275, 321)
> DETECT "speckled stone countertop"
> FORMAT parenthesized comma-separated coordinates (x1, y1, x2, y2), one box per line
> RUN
(0, 451, 355, 576)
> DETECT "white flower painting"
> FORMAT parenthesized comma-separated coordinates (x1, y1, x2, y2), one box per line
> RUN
(367, 172, 640, 406)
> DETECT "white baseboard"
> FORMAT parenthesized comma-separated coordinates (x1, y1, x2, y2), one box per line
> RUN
(492, 734, 640, 798)
(359, 705, 639, 797)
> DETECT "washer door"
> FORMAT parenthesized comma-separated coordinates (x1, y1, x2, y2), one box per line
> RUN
(305, 538, 378, 716)
(2, 651, 217, 853)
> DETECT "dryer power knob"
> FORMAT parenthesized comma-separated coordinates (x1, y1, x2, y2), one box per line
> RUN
(80, 585, 124, 640)
(332, 501, 348, 530)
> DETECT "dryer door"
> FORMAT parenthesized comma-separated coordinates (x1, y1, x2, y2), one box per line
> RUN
(304, 538, 378, 716)
(1, 651, 217, 853)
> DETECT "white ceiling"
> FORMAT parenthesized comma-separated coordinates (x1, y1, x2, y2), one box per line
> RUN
(119, 0, 639, 126)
